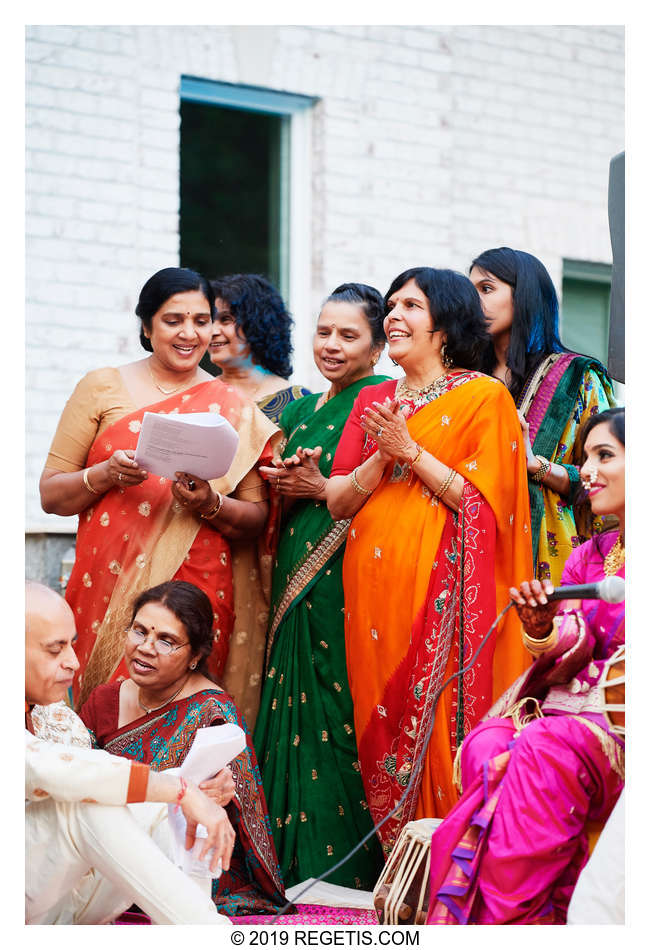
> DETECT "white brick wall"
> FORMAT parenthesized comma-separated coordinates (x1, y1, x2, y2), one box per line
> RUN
(26, 24, 624, 532)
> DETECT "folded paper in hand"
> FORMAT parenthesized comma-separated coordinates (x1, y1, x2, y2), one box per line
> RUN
(134, 411, 239, 482)
(166, 723, 246, 878)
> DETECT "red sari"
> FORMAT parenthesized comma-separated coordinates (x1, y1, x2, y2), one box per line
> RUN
(64, 378, 275, 707)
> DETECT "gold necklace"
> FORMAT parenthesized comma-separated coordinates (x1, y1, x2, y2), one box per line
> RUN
(603, 534, 625, 576)
(148, 360, 197, 396)
(397, 372, 453, 401)
(138, 675, 190, 715)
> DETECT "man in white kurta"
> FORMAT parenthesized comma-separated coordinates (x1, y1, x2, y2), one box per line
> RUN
(25, 581, 234, 925)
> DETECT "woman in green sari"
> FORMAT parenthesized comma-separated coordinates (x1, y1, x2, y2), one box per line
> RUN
(254, 283, 389, 890)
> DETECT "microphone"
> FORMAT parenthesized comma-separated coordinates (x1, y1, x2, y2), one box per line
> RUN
(546, 576, 625, 604)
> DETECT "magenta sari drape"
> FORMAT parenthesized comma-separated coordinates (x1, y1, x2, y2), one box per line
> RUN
(426, 534, 625, 924)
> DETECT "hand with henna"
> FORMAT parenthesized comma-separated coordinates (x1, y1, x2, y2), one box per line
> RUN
(509, 578, 560, 639)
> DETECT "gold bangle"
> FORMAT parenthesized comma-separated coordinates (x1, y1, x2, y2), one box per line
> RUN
(200, 492, 223, 520)
(82, 467, 100, 495)
(530, 456, 551, 484)
(408, 443, 424, 467)
(522, 620, 559, 655)
(350, 467, 372, 496)
(434, 467, 457, 499)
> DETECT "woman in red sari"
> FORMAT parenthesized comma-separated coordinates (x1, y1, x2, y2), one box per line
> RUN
(327, 268, 533, 856)
(40, 267, 277, 707)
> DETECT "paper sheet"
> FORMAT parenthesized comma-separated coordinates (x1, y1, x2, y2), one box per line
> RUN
(166, 723, 246, 877)
(134, 411, 239, 482)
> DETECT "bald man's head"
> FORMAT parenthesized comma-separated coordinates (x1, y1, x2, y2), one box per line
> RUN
(25, 581, 79, 706)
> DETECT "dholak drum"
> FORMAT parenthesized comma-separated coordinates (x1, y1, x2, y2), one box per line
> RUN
(600, 643, 625, 736)
(373, 818, 442, 925)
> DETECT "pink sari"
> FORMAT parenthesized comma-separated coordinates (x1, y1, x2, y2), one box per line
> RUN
(426, 534, 624, 924)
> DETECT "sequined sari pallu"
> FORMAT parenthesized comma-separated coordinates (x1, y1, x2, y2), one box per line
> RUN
(80, 686, 285, 917)
(343, 375, 533, 854)
(254, 376, 388, 889)
(67, 379, 276, 707)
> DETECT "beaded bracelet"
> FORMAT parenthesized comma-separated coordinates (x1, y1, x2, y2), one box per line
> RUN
(434, 467, 457, 500)
(82, 467, 100, 495)
(200, 492, 224, 520)
(530, 455, 551, 484)
(350, 467, 372, 496)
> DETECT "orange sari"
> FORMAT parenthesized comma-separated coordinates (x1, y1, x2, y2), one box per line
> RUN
(64, 378, 276, 707)
(340, 374, 533, 854)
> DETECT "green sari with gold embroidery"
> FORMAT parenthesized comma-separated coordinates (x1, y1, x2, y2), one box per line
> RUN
(254, 377, 387, 889)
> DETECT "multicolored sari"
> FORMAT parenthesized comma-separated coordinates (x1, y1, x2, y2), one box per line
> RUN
(66, 378, 276, 707)
(336, 374, 533, 855)
(426, 534, 625, 925)
(80, 684, 285, 917)
(517, 353, 615, 583)
(254, 376, 389, 889)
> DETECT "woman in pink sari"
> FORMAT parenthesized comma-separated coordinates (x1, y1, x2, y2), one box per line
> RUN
(427, 407, 625, 925)
(39, 267, 277, 707)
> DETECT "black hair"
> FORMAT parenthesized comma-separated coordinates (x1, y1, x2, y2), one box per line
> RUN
(384, 267, 489, 370)
(130, 580, 214, 676)
(573, 407, 625, 552)
(470, 247, 565, 400)
(136, 267, 215, 352)
(210, 274, 293, 377)
(322, 282, 387, 347)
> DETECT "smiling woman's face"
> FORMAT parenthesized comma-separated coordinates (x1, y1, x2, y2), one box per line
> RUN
(146, 290, 213, 373)
(313, 300, 378, 387)
(581, 422, 625, 522)
(208, 297, 251, 368)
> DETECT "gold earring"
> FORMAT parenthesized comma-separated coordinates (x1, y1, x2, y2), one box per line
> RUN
(441, 343, 453, 368)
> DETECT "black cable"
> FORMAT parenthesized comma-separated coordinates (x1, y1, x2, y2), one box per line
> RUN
(272, 600, 515, 917)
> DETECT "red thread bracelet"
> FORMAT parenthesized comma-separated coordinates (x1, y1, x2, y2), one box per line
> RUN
(175, 776, 188, 811)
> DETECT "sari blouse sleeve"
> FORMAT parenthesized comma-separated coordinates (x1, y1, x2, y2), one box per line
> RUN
(330, 380, 397, 476)
(232, 465, 269, 502)
(45, 368, 133, 473)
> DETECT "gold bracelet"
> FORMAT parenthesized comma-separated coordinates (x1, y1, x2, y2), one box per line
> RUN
(408, 443, 424, 467)
(82, 467, 100, 495)
(200, 492, 223, 520)
(434, 467, 457, 499)
(530, 456, 551, 484)
(350, 467, 372, 496)
(522, 620, 559, 655)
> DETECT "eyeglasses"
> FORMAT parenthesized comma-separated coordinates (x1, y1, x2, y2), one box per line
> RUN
(125, 626, 191, 657)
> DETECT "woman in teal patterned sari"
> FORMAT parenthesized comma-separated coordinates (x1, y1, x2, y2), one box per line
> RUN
(254, 284, 389, 889)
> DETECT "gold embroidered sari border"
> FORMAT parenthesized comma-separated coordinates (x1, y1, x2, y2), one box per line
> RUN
(266, 519, 350, 656)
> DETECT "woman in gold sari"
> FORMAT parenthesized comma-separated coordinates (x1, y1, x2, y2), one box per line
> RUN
(40, 267, 277, 707)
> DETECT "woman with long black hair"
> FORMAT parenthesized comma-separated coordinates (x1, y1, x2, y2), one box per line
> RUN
(470, 247, 616, 583)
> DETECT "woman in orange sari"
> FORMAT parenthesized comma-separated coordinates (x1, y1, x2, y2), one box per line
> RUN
(327, 268, 533, 856)
(40, 267, 277, 707)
